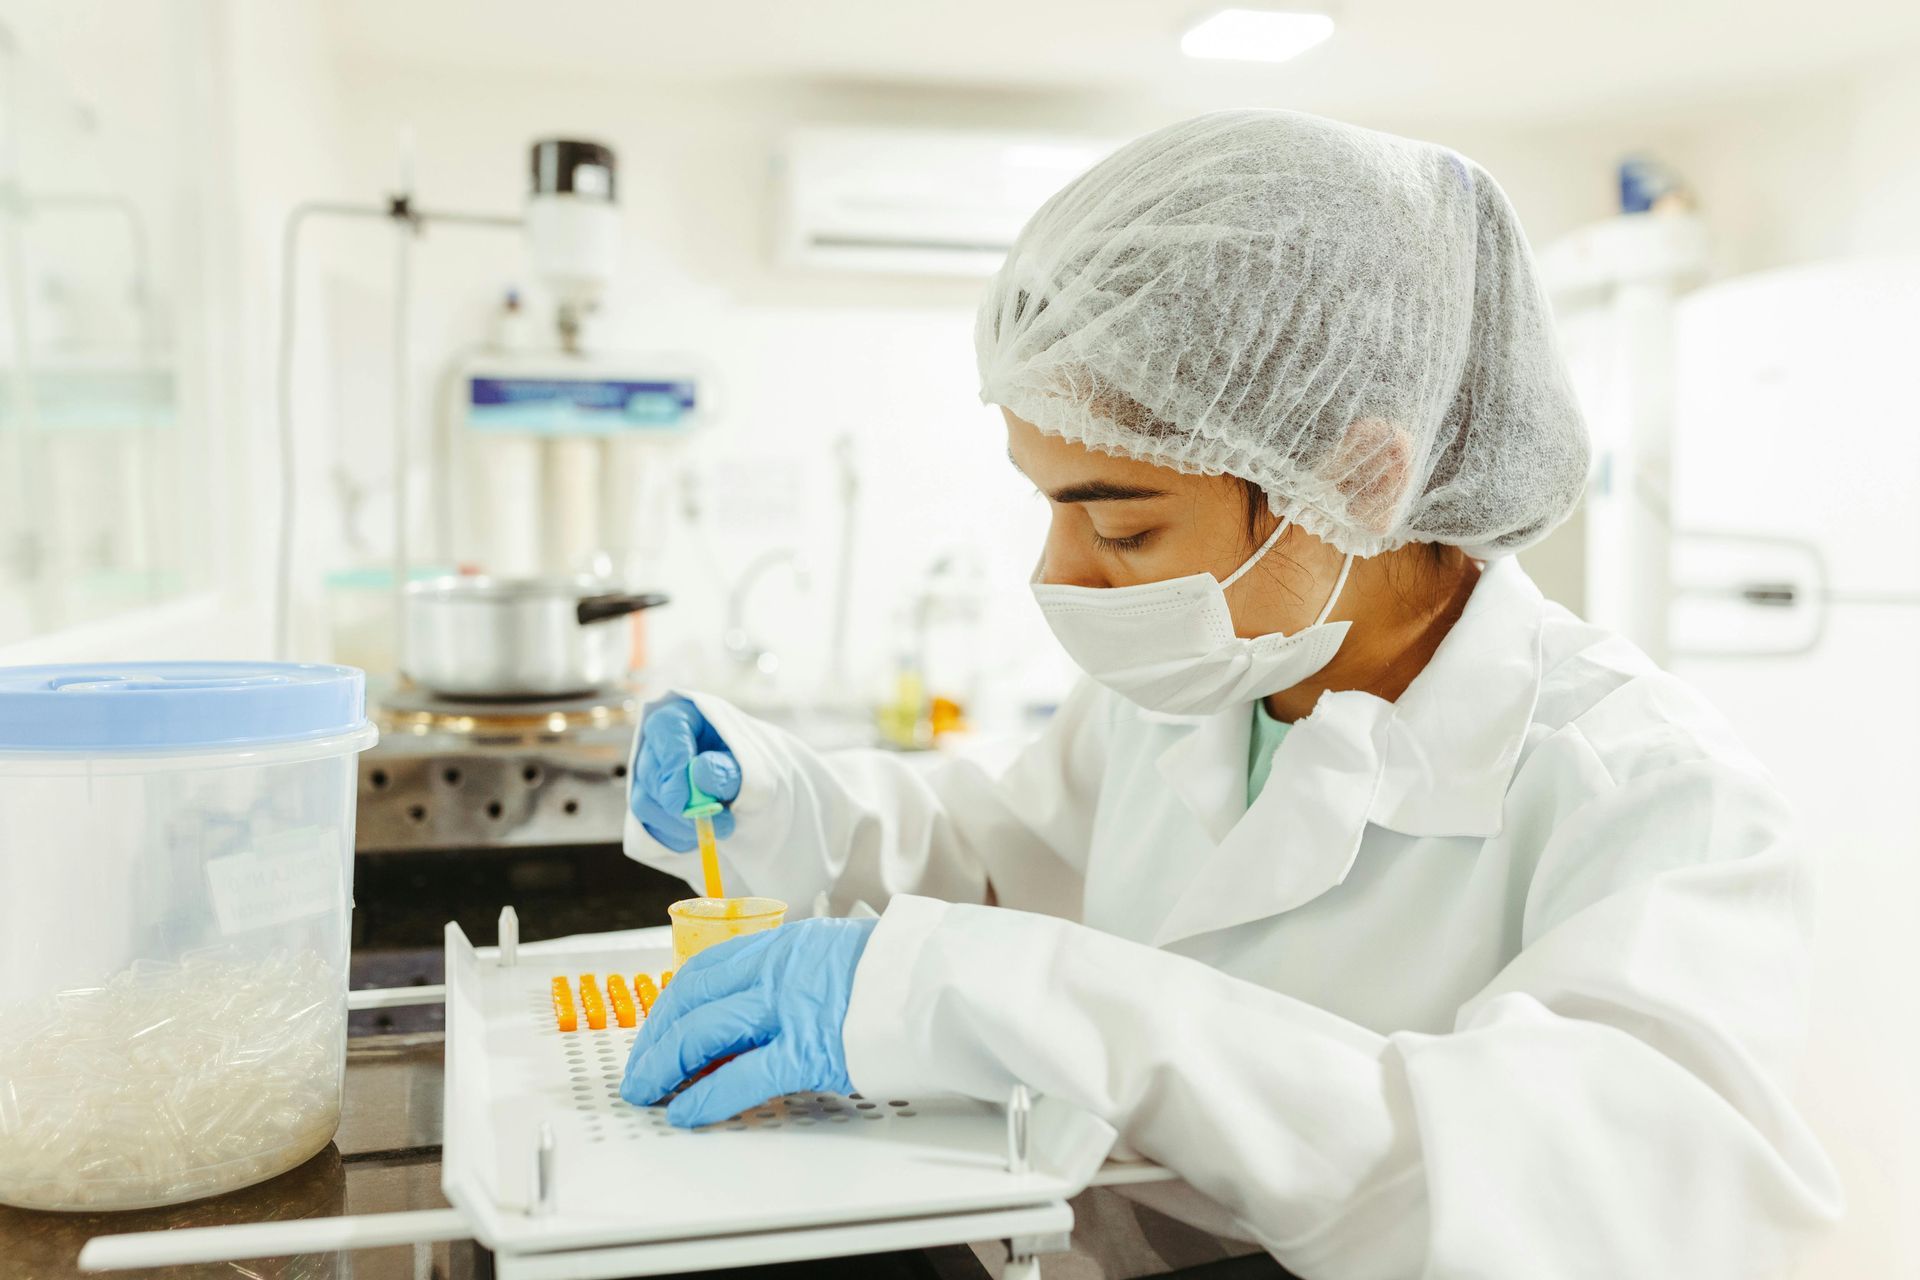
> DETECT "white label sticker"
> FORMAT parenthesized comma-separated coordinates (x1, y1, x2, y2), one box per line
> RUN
(204, 826, 343, 934)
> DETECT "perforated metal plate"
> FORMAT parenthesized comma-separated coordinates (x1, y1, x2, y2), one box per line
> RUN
(523, 982, 926, 1139)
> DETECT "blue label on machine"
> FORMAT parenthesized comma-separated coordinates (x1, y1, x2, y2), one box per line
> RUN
(467, 376, 698, 435)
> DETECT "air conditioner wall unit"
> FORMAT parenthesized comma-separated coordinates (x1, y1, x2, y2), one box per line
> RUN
(776, 127, 1121, 277)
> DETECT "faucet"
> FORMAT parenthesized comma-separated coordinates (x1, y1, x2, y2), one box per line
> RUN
(724, 548, 809, 678)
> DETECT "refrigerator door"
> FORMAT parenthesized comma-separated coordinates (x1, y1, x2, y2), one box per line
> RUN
(1670, 530, 1826, 659)
(1672, 261, 1920, 599)
(1667, 596, 1920, 1280)
(1671, 259, 1920, 1280)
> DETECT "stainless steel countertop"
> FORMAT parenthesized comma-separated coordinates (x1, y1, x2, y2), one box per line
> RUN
(0, 1034, 478, 1280)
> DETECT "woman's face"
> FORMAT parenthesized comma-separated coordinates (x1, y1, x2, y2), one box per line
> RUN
(1006, 410, 1347, 639)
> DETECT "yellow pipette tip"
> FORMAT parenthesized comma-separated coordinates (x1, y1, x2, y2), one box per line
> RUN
(683, 761, 728, 900)
(695, 815, 725, 899)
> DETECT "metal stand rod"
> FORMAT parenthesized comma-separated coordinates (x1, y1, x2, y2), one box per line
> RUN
(1002, 1255, 1042, 1280)
(271, 194, 522, 659)
(1003, 1224, 1071, 1280)
(78, 1209, 471, 1273)
(392, 196, 415, 669)
(347, 984, 446, 1011)
(532, 1123, 557, 1218)
(0, 38, 51, 632)
(1002, 1083, 1055, 1276)
(1006, 1084, 1032, 1175)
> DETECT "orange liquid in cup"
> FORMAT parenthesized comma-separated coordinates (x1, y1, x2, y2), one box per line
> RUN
(668, 897, 787, 972)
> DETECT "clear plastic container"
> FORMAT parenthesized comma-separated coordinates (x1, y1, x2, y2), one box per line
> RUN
(668, 897, 788, 972)
(0, 662, 377, 1211)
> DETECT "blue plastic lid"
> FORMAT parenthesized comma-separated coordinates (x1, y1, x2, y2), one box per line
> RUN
(0, 662, 371, 751)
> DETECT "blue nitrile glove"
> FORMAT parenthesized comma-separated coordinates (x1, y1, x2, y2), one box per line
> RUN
(630, 698, 741, 851)
(619, 916, 878, 1128)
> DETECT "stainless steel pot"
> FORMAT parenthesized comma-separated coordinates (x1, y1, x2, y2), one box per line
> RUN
(401, 575, 669, 699)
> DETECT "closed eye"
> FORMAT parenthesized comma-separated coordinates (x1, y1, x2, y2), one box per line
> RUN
(1091, 530, 1154, 553)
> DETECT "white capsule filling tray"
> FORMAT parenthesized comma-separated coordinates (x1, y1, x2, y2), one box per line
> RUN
(441, 922, 1119, 1258)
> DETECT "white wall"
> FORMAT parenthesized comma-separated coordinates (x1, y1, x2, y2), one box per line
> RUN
(1654, 56, 1920, 271)
(1447, 48, 1920, 276)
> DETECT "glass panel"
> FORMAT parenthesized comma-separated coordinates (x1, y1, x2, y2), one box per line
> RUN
(0, 4, 207, 641)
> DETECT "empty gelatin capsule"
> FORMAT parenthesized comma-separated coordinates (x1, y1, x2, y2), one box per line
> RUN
(606, 975, 636, 1028)
(577, 975, 607, 1031)
(632, 974, 659, 1015)
(661, 970, 673, 988)
(550, 977, 578, 1034)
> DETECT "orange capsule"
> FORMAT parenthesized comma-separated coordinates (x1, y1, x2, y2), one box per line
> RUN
(606, 974, 637, 1028)
(578, 974, 608, 1031)
(661, 969, 673, 988)
(550, 976, 578, 1034)
(632, 973, 659, 1015)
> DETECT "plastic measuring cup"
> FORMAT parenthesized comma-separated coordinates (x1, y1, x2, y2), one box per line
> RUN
(667, 897, 787, 971)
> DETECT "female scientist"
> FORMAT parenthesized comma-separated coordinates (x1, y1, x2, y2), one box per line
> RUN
(619, 111, 1839, 1277)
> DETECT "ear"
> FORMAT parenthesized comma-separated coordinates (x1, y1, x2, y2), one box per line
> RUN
(1332, 418, 1414, 535)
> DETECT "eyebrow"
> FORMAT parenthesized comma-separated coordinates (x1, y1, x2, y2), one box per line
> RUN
(1047, 479, 1171, 503)
(1008, 449, 1170, 503)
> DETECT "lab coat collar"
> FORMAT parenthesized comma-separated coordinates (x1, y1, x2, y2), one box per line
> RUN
(1370, 556, 1545, 839)
(1144, 557, 1545, 948)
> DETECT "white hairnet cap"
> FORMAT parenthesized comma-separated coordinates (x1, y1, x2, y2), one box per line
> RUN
(977, 110, 1590, 559)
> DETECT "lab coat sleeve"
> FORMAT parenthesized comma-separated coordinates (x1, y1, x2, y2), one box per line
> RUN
(622, 682, 1109, 919)
(841, 738, 1842, 1279)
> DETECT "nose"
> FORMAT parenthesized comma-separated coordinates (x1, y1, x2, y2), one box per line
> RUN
(1034, 514, 1109, 589)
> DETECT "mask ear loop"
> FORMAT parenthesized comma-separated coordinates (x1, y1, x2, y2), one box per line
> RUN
(1313, 553, 1356, 626)
(1219, 514, 1353, 626)
(1219, 516, 1293, 591)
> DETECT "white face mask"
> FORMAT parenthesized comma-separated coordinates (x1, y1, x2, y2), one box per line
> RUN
(1031, 517, 1356, 717)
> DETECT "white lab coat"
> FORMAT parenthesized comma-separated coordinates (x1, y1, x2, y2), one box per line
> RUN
(625, 559, 1841, 1278)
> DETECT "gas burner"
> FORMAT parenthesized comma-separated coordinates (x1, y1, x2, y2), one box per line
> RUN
(376, 681, 641, 739)
(358, 681, 647, 854)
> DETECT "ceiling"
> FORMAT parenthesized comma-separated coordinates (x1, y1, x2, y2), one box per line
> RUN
(325, 0, 1920, 127)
